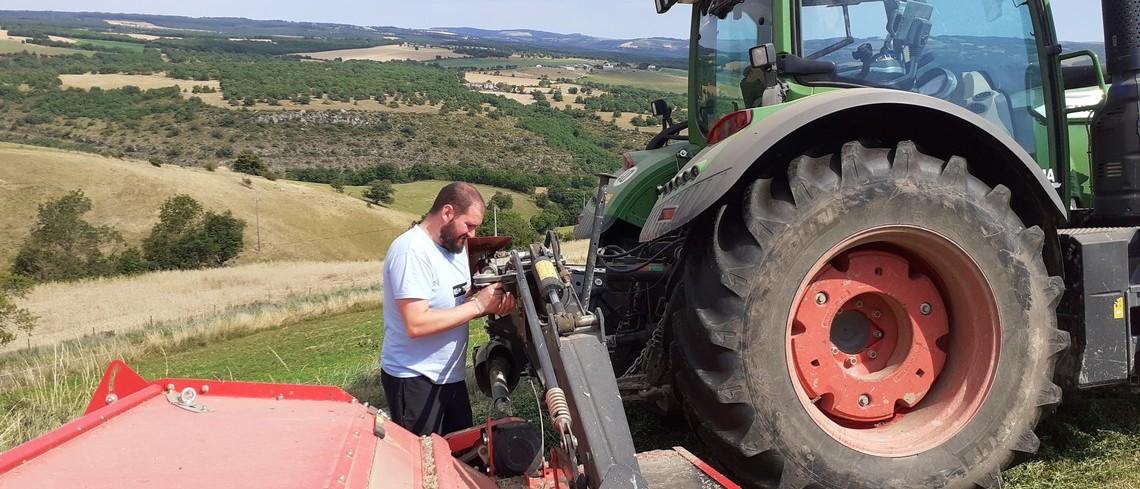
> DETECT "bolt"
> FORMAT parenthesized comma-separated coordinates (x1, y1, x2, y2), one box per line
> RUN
(276, 394, 284, 401)
(868, 350, 878, 359)
(165, 383, 175, 392)
(920, 303, 932, 315)
(200, 385, 209, 394)
(594, 278, 604, 287)
(815, 292, 828, 305)
(846, 357, 857, 366)
(858, 394, 871, 407)
(873, 330, 884, 339)
(831, 346, 839, 355)
(855, 300, 864, 308)
(872, 310, 882, 318)
(105, 393, 118, 405)
(337, 475, 346, 484)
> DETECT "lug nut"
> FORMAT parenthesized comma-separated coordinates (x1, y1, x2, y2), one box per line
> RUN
(868, 350, 878, 359)
(873, 330, 884, 339)
(846, 357, 857, 366)
(815, 292, 828, 305)
(920, 303, 932, 315)
(855, 300, 864, 308)
(831, 346, 839, 355)
(872, 310, 882, 318)
(858, 394, 871, 407)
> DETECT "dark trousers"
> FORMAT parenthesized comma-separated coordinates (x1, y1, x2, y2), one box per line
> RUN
(381, 369, 473, 436)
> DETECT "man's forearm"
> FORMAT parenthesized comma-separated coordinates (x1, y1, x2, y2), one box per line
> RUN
(399, 299, 481, 338)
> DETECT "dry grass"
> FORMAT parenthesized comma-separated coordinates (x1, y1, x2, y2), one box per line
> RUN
(560, 239, 591, 264)
(5, 260, 382, 353)
(0, 283, 382, 451)
(299, 43, 465, 62)
(0, 144, 418, 267)
(58, 73, 219, 93)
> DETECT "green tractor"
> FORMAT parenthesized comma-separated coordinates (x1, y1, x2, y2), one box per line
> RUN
(576, 0, 1140, 486)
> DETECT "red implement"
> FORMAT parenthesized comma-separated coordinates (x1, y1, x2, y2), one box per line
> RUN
(0, 361, 736, 489)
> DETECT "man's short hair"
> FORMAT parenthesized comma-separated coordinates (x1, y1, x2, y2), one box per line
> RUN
(429, 182, 485, 216)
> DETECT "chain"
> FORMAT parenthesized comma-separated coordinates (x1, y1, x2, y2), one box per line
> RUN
(621, 316, 665, 378)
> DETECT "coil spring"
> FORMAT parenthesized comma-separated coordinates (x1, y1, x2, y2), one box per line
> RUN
(545, 388, 572, 433)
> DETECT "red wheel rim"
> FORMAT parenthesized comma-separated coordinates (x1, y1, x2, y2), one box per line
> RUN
(785, 226, 1000, 457)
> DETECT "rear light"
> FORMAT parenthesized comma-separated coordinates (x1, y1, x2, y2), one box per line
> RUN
(659, 206, 677, 221)
(706, 110, 753, 145)
(622, 153, 635, 169)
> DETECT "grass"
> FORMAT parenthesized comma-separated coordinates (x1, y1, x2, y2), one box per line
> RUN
(0, 144, 419, 266)
(74, 39, 145, 53)
(2, 299, 1138, 488)
(433, 57, 594, 69)
(0, 285, 383, 452)
(0, 39, 86, 56)
(581, 68, 690, 94)
(384, 180, 542, 218)
(5, 260, 382, 353)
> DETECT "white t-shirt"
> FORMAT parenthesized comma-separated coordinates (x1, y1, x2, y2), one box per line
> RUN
(380, 225, 471, 384)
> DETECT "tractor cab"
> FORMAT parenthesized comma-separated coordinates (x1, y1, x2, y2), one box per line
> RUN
(691, 0, 1061, 168)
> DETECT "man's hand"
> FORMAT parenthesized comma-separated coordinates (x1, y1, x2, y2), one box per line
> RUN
(471, 282, 515, 316)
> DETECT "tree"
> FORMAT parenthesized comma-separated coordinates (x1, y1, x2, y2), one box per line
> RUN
(489, 191, 514, 211)
(0, 273, 35, 346)
(12, 190, 125, 281)
(363, 179, 395, 205)
(232, 151, 267, 176)
(477, 210, 537, 248)
(142, 195, 247, 270)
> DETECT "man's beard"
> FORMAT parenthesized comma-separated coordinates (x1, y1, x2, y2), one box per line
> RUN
(439, 224, 467, 253)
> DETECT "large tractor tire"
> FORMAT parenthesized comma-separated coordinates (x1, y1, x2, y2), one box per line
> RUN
(672, 141, 1069, 488)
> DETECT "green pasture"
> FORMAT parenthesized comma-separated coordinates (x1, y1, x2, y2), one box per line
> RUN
(581, 68, 689, 94)
(75, 39, 146, 53)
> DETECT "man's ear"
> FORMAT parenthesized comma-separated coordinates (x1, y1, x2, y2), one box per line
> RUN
(439, 203, 454, 222)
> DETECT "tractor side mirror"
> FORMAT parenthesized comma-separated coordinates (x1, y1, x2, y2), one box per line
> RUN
(750, 44, 777, 71)
(650, 99, 671, 118)
(655, 0, 678, 14)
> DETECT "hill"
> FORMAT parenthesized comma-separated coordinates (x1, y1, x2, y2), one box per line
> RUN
(0, 143, 419, 267)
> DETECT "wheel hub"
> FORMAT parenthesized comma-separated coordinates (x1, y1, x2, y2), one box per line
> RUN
(791, 250, 948, 423)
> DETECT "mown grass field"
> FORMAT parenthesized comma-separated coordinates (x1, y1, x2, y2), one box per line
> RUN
(432, 57, 593, 69)
(2, 300, 1137, 487)
(0, 144, 419, 266)
(0, 39, 85, 55)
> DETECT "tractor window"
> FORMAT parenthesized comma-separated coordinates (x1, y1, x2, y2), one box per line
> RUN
(798, 0, 1046, 159)
(695, 0, 775, 138)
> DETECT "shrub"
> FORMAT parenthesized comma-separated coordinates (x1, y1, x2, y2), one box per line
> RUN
(232, 152, 267, 176)
(142, 195, 247, 270)
(12, 190, 125, 282)
(149, 157, 163, 167)
(203, 161, 218, 172)
(0, 273, 36, 345)
(362, 179, 395, 205)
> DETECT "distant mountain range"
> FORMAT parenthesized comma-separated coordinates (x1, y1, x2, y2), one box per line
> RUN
(0, 10, 1104, 63)
(419, 26, 688, 59)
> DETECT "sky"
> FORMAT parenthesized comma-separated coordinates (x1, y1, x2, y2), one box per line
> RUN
(0, 1, 1106, 42)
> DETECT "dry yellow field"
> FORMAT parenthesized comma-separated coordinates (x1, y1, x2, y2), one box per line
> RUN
(0, 143, 419, 267)
(300, 43, 465, 62)
(124, 33, 162, 41)
(6, 260, 382, 352)
(597, 111, 662, 133)
(0, 29, 30, 43)
(58, 73, 220, 93)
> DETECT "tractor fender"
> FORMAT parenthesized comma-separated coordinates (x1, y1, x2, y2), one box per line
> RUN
(640, 88, 1067, 242)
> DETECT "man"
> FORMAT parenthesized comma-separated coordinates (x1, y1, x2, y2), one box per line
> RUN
(380, 181, 514, 436)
